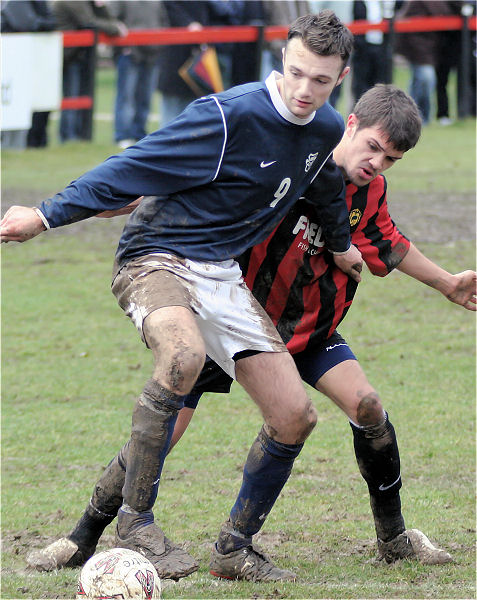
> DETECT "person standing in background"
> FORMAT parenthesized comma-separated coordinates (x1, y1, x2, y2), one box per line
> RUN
(227, 0, 265, 87)
(434, 1, 463, 125)
(53, 0, 127, 142)
(395, 0, 442, 124)
(109, 1, 166, 149)
(157, 1, 214, 126)
(308, 0, 353, 107)
(350, 1, 387, 102)
(261, 0, 310, 79)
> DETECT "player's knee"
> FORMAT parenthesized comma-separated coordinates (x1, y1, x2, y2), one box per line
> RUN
(293, 399, 317, 442)
(303, 401, 318, 437)
(162, 345, 205, 393)
(356, 392, 385, 427)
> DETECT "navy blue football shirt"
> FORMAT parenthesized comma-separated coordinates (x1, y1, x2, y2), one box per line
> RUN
(39, 73, 349, 265)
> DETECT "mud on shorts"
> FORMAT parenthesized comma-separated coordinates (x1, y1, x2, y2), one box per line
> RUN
(111, 253, 286, 379)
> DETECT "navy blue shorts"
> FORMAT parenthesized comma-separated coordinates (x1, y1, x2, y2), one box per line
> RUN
(183, 331, 356, 409)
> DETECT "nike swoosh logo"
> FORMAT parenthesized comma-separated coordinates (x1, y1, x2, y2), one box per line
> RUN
(378, 474, 401, 491)
(260, 160, 276, 168)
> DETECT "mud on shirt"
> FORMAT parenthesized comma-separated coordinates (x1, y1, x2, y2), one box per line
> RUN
(39, 73, 350, 266)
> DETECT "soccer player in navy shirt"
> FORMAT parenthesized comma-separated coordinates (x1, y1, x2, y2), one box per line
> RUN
(1, 12, 362, 581)
(27, 85, 476, 579)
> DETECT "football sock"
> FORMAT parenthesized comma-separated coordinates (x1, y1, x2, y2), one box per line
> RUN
(120, 379, 182, 522)
(370, 493, 405, 542)
(216, 426, 303, 554)
(68, 501, 116, 550)
(350, 413, 405, 541)
(68, 445, 129, 548)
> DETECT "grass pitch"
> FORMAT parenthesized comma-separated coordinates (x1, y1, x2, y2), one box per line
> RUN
(1, 67, 476, 599)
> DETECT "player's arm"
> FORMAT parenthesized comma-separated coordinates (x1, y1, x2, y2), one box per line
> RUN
(397, 243, 477, 311)
(353, 178, 476, 311)
(306, 156, 363, 282)
(2, 98, 225, 242)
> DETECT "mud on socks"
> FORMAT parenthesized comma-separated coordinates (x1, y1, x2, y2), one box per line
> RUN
(350, 413, 405, 541)
(217, 426, 303, 554)
(121, 380, 183, 521)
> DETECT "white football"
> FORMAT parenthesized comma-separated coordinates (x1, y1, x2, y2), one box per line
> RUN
(77, 548, 161, 599)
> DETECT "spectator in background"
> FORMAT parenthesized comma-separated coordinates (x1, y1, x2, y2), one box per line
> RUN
(227, 0, 264, 87)
(350, 1, 387, 102)
(53, 0, 127, 142)
(157, 1, 213, 126)
(395, 0, 442, 124)
(435, 1, 464, 125)
(261, 1, 310, 79)
(309, 1, 353, 107)
(1, 0, 57, 148)
(110, 2, 166, 149)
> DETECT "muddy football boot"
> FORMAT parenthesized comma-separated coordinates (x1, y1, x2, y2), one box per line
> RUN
(378, 528, 452, 565)
(209, 543, 296, 582)
(26, 537, 95, 572)
(115, 522, 199, 580)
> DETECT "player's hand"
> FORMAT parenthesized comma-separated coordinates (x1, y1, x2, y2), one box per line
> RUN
(333, 245, 363, 283)
(446, 270, 477, 311)
(0, 206, 46, 243)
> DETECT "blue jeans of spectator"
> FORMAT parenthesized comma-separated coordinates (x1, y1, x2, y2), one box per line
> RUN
(115, 53, 159, 142)
(160, 93, 194, 127)
(409, 64, 436, 124)
(260, 49, 282, 81)
(60, 60, 83, 142)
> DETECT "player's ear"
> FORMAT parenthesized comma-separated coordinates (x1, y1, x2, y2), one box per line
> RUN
(346, 113, 359, 136)
(337, 65, 350, 85)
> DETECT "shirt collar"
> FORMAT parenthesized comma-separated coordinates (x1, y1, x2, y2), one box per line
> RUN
(265, 71, 316, 126)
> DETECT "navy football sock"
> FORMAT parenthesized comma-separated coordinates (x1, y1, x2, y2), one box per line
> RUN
(217, 426, 303, 553)
(121, 380, 181, 516)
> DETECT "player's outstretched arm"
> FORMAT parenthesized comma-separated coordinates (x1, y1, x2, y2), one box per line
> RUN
(397, 243, 477, 311)
(0, 206, 46, 243)
(333, 244, 363, 283)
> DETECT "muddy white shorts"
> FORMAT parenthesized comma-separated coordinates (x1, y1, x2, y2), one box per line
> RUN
(112, 253, 286, 379)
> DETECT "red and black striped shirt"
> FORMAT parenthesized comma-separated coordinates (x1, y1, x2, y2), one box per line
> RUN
(239, 174, 410, 354)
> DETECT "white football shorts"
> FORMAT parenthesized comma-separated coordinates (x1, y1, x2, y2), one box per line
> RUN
(112, 252, 286, 379)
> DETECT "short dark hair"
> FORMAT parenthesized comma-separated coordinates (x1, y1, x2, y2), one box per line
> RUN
(353, 84, 422, 151)
(287, 11, 354, 69)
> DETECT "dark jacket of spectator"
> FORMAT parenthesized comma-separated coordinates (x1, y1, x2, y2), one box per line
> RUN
(157, 1, 219, 99)
(395, 0, 447, 66)
(53, 0, 125, 62)
(1, 0, 56, 32)
(110, 1, 167, 64)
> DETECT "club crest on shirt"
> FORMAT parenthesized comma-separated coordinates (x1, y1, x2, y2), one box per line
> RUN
(349, 208, 362, 227)
(305, 152, 319, 172)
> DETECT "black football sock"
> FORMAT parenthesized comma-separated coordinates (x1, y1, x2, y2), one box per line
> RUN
(69, 443, 129, 548)
(350, 413, 405, 541)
